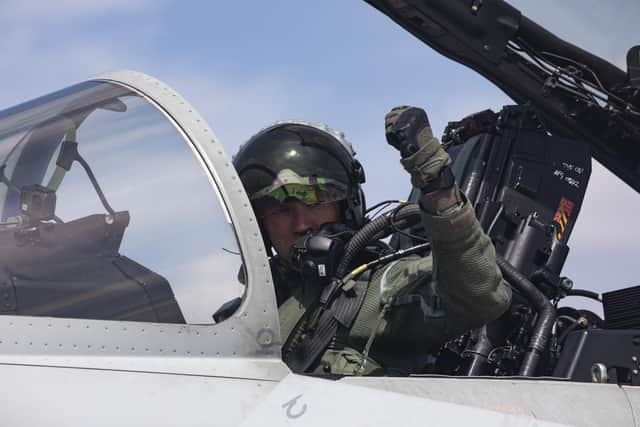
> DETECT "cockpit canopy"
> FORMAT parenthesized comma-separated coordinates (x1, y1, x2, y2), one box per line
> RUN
(0, 80, 245, 324)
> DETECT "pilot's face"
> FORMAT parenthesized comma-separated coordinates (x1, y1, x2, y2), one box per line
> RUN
(260, 200, 340, 260)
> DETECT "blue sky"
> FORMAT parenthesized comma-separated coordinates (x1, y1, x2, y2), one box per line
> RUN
(0, 0, 638, 314)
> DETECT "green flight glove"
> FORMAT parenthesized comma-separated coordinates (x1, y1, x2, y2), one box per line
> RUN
(385, 106, 450, 190)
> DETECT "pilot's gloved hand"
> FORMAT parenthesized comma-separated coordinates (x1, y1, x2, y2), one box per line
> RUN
(385, 106, 450, 190)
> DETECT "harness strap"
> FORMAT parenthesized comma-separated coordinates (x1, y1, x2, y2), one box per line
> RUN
(283, 270, 371, 373)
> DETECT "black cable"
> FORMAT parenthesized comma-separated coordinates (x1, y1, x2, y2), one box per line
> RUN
(369, 203, 394, 219)
(567, 288, 602, 302)
(508, 39, 640, 122)
(365, 242, 431, 270)
(557, 317, 586, 345)
(390, 204, 429, 243)
(540, 51, 610, 95)
(75, 154, 115, 216)
(365, 200, 404, 214)
(557, 323, 580, 345)
(520, 50, 603, 104)
(507, 39, 638, 117)
(507, 41, 603, 103)
(0, 165, 20, 193)
(323, 229, 354, 240)
(557, 314, 578, 324)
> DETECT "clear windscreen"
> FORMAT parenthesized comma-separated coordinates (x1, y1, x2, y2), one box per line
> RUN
(0, 81, 245, 324)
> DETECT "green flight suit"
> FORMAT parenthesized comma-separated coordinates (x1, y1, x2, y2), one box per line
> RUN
(278, 186, 511, 376)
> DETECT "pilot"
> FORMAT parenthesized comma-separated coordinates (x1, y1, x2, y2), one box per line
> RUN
(233, 106, 511, 375)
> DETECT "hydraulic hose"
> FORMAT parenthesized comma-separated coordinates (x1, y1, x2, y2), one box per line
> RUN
(336, 203, 422, 278)
(496, 255, 556, 377)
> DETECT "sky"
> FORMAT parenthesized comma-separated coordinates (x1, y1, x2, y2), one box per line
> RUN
(0, 0, 638, 316)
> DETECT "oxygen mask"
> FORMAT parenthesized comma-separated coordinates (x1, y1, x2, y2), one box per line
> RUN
(288, 223, 353, 287)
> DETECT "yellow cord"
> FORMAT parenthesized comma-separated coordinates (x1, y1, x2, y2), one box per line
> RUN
(341, 264, 369, 292)
(350, 264, 369, 276)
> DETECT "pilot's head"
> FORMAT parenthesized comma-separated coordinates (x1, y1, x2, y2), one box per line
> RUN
(233, 122, 366, 261)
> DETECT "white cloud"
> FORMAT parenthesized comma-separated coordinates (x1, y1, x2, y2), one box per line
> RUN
(163, 251, 245, 324)
(54, 133, 228, 236)
(0, 1, 162, 108)
(163, 71, 334, 153)
(569, 162, 640, 249)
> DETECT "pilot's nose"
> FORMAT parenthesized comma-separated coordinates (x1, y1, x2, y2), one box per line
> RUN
(290, 203, 313, 234)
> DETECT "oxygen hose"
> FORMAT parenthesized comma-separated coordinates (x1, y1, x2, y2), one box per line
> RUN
(496, 255, 556, 377)
(336, 203, 422, 278)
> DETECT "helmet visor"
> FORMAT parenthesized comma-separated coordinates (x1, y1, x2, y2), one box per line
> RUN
(251, 169, 347, 206)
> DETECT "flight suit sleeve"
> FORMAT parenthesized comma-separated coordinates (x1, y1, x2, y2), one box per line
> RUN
(372, 186, 511, 349)
(419, 186, 511, 337)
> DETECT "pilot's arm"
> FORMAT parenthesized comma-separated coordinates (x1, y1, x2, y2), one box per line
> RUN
(362, 106, 510, 351)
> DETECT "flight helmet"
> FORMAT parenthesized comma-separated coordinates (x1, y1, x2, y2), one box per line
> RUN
(233, 121, 366, 230)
